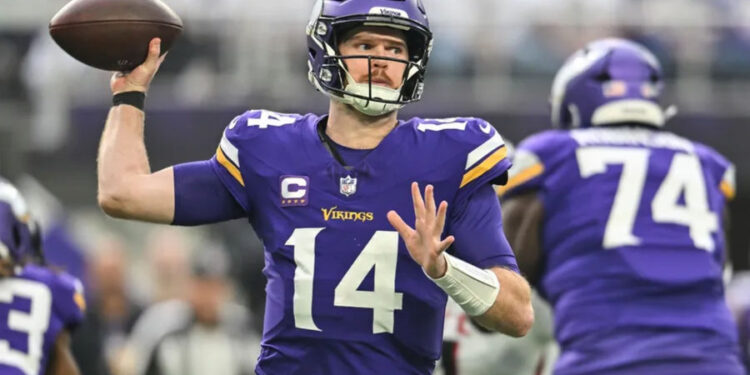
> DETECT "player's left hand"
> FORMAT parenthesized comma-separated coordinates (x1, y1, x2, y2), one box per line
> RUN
(387, 182, 455, 279)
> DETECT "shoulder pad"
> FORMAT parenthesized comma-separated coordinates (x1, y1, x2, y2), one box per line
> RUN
(223, 109, 306, 141)
(516, 130, 574, 157)
(497, 130, 572, 197)
(410, 117, 506, 161)
(217, 110, 309, 182)
(23, 265, 86, 324)
(53, 270, 86, 316)
(693, 142, 735, 200)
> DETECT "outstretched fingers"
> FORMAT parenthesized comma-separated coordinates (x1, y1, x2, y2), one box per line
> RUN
(411, 182, 425, 221)
(424, 184, 436, 223)
(438, 235, 455, 255)
(387, 210, 415, 241)
(434, 200, 449, 237)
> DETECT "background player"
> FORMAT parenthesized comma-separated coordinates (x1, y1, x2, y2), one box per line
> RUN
(95, 1, 533, 374)
(439, 290, 557, 375)
(0, 178, 85, 375)
(499, 38, 743, 375)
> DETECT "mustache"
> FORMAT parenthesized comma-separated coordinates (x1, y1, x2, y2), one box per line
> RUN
(360, 72, 395, 86)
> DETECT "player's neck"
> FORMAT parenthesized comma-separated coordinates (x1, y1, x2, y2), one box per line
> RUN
(326, 101, 398, 150)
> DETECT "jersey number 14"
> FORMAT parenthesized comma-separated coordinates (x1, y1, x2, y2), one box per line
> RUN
(287, 229, 403, 334)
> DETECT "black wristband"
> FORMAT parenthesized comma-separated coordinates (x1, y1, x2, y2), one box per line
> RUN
(112, 91, 146, 110)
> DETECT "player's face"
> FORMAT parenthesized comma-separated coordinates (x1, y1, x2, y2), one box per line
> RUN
(338, 27, 409, 90)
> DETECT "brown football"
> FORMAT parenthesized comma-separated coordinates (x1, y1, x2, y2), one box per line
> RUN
(49, 0, 183, 71)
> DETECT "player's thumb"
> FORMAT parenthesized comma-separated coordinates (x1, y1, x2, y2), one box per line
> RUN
(144, 38, 162, 68)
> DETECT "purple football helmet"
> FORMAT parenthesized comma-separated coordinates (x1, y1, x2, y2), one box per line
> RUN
(0, 178, 34, 264)
(306, 0, 433, 116)
(550, 38, 667, 129)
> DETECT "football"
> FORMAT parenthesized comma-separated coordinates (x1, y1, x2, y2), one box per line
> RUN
(49, 0, 183, 71)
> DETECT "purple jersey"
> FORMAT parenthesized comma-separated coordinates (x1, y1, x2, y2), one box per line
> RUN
(210, 110, 514, 375)
(501, 126, 742, 375)
(0, 265, 85, 375)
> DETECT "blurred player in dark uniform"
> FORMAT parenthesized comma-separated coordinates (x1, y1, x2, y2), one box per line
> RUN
(500, 38, 743, 375)
(95, 1, 534, 374)
(0, 178, 85, 375)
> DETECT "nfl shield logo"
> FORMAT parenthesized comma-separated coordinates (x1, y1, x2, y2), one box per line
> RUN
(339, 175, 357, 197)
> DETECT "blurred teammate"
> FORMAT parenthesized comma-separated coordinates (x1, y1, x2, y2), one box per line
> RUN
(0, 178, 85, 375)
(499, 38, 743, 375)
(95, 0, 533, 374)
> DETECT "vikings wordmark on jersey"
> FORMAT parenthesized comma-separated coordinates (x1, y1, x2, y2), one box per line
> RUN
(210, 109, 514, 375)
(0, 265, 84, 375)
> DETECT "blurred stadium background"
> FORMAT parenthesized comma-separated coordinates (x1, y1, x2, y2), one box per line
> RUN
(1, 0, 749, 374)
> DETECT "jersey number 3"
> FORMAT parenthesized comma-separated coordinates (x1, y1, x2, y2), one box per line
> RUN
(287, 229, 403, 334)
(577, 147, 718, 251)
(0, 279, 52, 375)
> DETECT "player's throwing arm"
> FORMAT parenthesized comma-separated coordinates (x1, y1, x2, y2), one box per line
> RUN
(97, 39, 176, 223)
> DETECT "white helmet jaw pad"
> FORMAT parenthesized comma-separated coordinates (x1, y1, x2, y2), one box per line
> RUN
(339, 69, 404, 116)
(590, 99, 666, 128)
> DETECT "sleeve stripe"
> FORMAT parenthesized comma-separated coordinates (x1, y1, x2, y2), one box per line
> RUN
(466, 132, 504, 170)
(460, 147, 507, 188)
(496, 163, 545, 197)
(720, 180, 735, 201)
(220, 133, 241, 167)
(720, 165, 735, 201)
(74, 292, 86, 312)
(216, 147, 245, 186)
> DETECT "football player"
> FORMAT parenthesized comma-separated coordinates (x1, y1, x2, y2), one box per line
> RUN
(96, 0, 533, 374)
(0, 178, 85, 375)
(499, 38, 744, 375)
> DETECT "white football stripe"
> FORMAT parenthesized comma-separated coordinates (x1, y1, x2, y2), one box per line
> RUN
(508, 150, 541, 178)
(220, 132, 240, 167)
(723, 164, 736, 191)
(0, 181, 28, 219)
(465, 132, 505, 170)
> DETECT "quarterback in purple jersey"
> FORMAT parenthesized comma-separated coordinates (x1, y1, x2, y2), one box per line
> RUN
(95, 0, 533, 374)
(500, 39, 744, 375)
(0, 179, 85, 375)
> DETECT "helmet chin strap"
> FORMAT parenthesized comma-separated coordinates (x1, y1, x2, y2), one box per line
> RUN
(339, 69, 404, 117)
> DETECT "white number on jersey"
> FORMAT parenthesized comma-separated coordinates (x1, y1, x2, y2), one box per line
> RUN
(652, 153, 718, 251)
(576, 147, 718, 251)
(287, 229, 404, 334)
(417, 118, 467, 132)
(0, 279, 52, 375)
(244, 110, 296, 129)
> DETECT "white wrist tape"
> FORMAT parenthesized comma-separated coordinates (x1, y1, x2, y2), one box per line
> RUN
(429, 253, 500, 316)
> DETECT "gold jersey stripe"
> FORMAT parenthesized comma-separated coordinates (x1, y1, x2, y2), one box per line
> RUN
(216, 146, 245, 187)
(496, 163, 545, 197)
(74, 292, 86, 312)
(720, 180, 735, 201)
(460, 147, 508, 188)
